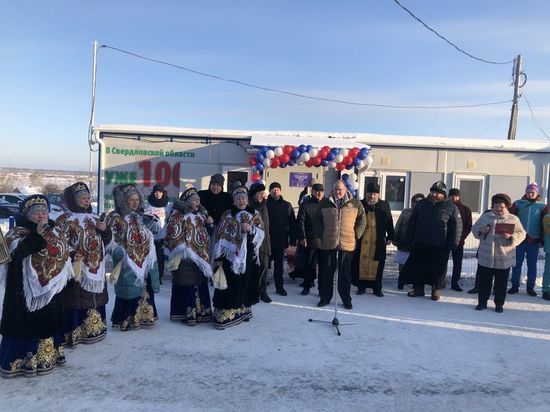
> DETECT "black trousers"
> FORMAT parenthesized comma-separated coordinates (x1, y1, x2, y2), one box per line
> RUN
(450, 245, 464, 285)
(318, 250, 353, 306)
(154, 240, 165, 281)
(271, 248, 285, 289)
(302, 247, 319, 286)
(477, 265, 510, 307)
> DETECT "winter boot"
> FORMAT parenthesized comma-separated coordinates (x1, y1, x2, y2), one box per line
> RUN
(526, 288, 538, 297)
(507, 285, 519, 294)
(543, 292, 550, 301)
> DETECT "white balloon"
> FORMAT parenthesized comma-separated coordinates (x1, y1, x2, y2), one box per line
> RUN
(349, 173, 357, 181)
(340, 148, 349, 157)
(359, 160, 366, 169)
(263, 158, 271, 167)
(301, 153, 310, 162)
(335, 154, 344, 163)
(366, 154, 374, 166)
(309, 148, 318, 158)
(352, 181, 359, 190)
(266, 150, 275, 159)
(328, 161, 337, 168)
(274, 146, 283, 156)
(297, 160, 305, 166)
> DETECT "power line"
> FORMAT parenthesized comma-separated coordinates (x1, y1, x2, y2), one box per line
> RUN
(100, 44, 511, 110)
(392, 0, 515, 65)
(523, 94, 550, 140)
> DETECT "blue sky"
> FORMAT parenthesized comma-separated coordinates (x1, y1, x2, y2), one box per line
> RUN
(1, 0, 549, 170)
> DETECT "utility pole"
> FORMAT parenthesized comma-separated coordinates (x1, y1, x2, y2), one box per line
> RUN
(507, 55, 522, 140)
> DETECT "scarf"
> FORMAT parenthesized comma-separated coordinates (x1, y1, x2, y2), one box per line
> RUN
(56, 212, 110, 293)
(212, 208, 264, 275)
(164, 210, 212, 278)
(106, 211, 156, 286)
(0, 225, 73, 312)
(147, 192, 169, 207)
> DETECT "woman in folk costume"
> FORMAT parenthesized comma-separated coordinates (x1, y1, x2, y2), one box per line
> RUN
(56, 182, 113, 346)
(0, 195, 73, 377)
(164, 187, 214, 325)
(106, 184, 161, 331)
(211, 184, 265, 329)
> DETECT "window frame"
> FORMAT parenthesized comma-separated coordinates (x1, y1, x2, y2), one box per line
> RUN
(360, 171, 410, 211)
(452, 173, 487, 214)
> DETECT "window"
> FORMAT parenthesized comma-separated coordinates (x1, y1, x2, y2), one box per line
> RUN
(362, 172, 409, 211)
(454, 174, 486, 214)
(227, 171, 248, 191)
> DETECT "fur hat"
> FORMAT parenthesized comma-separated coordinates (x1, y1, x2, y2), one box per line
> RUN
(210, 174, 225, 187)
(112, 184, 143, 215)
(491, 193, 512, 209)
(20, 194, 50, 217)
(366, 182, 380, 194)
(269, 182, 282, 192)
(180, 187, 199, 202)
(429, 181, 447, 196)
(249, 182, 266, 198)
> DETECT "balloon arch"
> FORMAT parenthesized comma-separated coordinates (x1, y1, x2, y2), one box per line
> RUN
(248, 144, 373, 198)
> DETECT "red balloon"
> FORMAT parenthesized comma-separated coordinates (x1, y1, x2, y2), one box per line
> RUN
(343, 156, 353, 166)
(283, 145, 293, 155)
(322, 146, 330, 152)
(281, 153, 290, 163)
(305, 160, 313, 168)
(249, 155, 257, 166)
(318, 149, 328, 159)
(313, 157, 321, 166)
(271, 158, 280, 168)
(351, 147, 360, 157)
(251, 172, 261, 182)
(336, 163, 345, 171)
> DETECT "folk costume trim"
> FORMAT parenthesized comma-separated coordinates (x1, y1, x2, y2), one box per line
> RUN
(164, 210, 212, 278)
(0, 226, 73, 312)
(212, 208, 264, 275)
(56, 212, 110, 293)
(106, 211, 156, 287)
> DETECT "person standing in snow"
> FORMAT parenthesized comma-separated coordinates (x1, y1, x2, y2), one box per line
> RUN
(164, 187, 214, 325)
(446, 188, 473, 291)
(198, 174, 233, 227)
(541, 202, 550, 301)
(145, 184, 172, 284)
(472, 193, 525, 313)
(106, 184, 161, 331)
(508, 183, 545, 296)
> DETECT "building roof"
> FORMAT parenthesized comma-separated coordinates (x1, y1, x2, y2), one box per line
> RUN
(93, 124, 550, 153)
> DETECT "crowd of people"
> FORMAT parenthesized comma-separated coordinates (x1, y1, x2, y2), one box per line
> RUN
(0, 173, 548, 378)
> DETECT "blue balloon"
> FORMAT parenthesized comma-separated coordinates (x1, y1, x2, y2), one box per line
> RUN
(260, 146, 269, 154)
(331, 148, 340, 155)
(345, 164, 354, 170)
(351, 190, 357, 198)
(321, 159, 329, 167)
(306, 145, 312, 152)
(353, 157, 362, 166)
(255, 163, 264, 172)
(358, 148, 368, 160)
(326, 152, 335, 161)
(342, 174, 350, 181)
(288, 159, 296, 166)
(291, 149, 301, 159)
(256, 153, 265, 162)
(298, 144, 307, 153)
(279, 162, 287, 168)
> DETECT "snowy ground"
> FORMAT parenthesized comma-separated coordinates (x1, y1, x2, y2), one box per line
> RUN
(1, 262, 550, 411)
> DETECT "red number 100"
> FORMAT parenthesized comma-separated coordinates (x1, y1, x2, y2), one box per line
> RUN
(138, 160, 181, 188)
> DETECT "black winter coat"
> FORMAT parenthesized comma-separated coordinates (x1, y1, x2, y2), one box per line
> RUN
(198, 189, 233, 225)
(296, 197, 323, 249)
(266, 195, 296, 250)
(0, 219, 64, 339)
(408, 197, 462, 250)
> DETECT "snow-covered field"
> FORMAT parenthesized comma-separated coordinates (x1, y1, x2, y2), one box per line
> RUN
(1, 265, 550, 411)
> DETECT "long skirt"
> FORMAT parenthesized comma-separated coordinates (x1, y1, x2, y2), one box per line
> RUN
(0, 335, 65, 378)
(401, 243, 449, 289)
(111, 282, 158, 331)
(63, 306, 107, 346)
(170, 283, 212, 325)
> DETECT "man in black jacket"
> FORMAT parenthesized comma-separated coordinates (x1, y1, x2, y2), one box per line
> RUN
(198, 174, 233, 226)
(296, 183, 325, 295)
(403, 181, 462, 301)
(354, 182, 394, 297)
(266, 182, 296, 296)
(249, 182, 272, 303)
